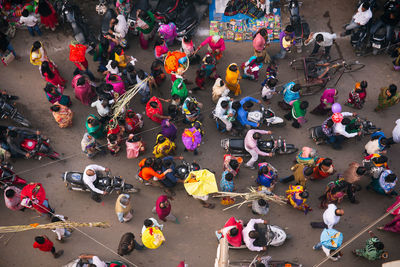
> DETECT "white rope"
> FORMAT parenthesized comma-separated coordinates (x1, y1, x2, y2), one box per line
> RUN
(313, 201, 400, 267)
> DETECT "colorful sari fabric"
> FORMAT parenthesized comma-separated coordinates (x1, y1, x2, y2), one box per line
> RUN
(182, 127, 202, 151)
(85, 114, 105, 139)
(312, 158, 334, 180)
(72, 74, 96, 105)
(158, 22, 177, 46)
(146, 96, 163, 124)
(106, 73, 126, 96)
(41, 61, 66, 88)
(171, 78, 188, 102)
(286, 185, 310, 213)
(347, 86, 366, 109)
(124, 111, 143, 133)
(153, 134, 176, 158)
(225, 64, 241, 96)
(383, 215, 400, 233)
(376, 87, 400, 111)
(30, 45, 46, 66)
(45, 83, 71, 106)
(52, 102, 73, 128)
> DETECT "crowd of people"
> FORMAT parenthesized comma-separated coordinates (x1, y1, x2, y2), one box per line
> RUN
(1, 0, 400, 266)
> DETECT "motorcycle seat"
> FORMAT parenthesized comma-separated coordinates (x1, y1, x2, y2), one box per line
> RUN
(314, 126, 325, 137)
(265, 110, 274, 118)
(229, 139, 245, 150)
(65, 172, 84, 185)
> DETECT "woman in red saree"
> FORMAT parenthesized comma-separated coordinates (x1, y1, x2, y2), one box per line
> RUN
(41, 61, 66, 88)
(36, 0, 58, 31)
(146, 96, 170, 124)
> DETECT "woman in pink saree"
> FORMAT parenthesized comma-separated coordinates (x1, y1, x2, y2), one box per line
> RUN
(106, 73, 126, 96)
(72, 74, 96, 105)
(310, 88, 338, 116)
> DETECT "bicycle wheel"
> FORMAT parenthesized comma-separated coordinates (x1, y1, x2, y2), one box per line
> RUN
(343, 61, 365, 73)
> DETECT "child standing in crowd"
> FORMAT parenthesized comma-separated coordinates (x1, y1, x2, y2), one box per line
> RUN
(261, 78, 278, 102)
(20, 9, 42, 36)
(346, 81, 367, 109)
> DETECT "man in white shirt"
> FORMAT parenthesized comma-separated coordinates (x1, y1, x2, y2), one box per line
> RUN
(305, 32, 337, 57)
(390, 119, 400, 143)
(342, 2, 373, 36)
(19, 10, 42, 37)
(83, 164, 110, 202)
(310, 204, 344, 229)
(242, 218, 268, 251)
(91, 98, 113, 119)
(213, 96, 234, 131)
(333, 112, 361, 139)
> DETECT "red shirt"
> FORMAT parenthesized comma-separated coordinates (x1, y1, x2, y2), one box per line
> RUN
(33, 238, 54, 252)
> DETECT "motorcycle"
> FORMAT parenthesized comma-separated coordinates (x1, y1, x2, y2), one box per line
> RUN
(62, 171, 139, 194)
(221, 136, 298, 156)
(228, 223, 288, 249)
(370, 0, 399, 55)
(0, 95, 31, 127)
(248, 106, 285, 127)
(154, 0, 203, 39)
(20, 137, 61, 160)
(0, 164, 27, 189)
(309, 116, 380, 145)
(175, 160, 200, 179)
(55, 0, 97, 52)
(287, 0, 310, 53)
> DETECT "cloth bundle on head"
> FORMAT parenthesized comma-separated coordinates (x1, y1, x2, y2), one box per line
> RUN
(69, 42, 87, 62)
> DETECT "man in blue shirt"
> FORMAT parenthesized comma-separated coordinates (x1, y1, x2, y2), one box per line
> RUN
(278, 82, 301, 110)
(237, 96, 260, 128)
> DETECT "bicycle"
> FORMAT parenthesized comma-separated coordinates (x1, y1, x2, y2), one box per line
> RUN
(289, 57, 365, 96)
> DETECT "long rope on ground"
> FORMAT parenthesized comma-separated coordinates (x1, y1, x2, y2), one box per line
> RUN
(313, 201, 400, 267)
(6, 186, 140, 267)
(0, 221, 110, 233)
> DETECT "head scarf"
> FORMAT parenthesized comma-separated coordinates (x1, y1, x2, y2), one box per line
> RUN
(81, 133, 95, 151)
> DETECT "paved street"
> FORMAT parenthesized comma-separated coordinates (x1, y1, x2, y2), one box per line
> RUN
(0, 0, 399, 266)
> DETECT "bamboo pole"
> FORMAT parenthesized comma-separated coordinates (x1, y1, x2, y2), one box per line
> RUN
(0, 221, 110, 233)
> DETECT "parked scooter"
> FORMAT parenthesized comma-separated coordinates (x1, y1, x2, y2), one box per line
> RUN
(0, 163, 27, 189)
(55, 0, 97, 52)
(287, 0, 310, 53)
(221, 136, 298, 156)
(309, 116, 380, 145)
(62, 170, 139, 194)
(248, 106, 285, 127)
(228, 223, 288, 249)
(0, 94, 31, 127)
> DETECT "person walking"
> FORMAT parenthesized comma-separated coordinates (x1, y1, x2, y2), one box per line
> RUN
(36, 0, 59, 31)
(33, 235, 63, 258)
(72, 74, 96, 106)
(253, 28, 270, 63)
(375, 84, 400, 112)
(115, 194, 133, 223)
(152, 195, 178, 223)
(50, 102, 73, 128)
(19, 9, 42, 36)
(279, 163, 313, 187)
(353, 231, 387, 261)
(310, 204, 344, 229)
